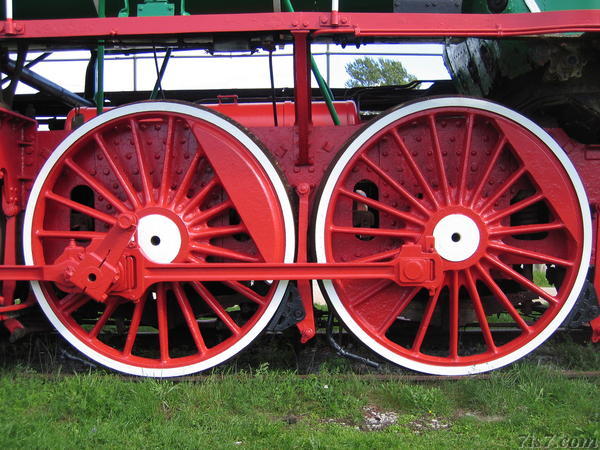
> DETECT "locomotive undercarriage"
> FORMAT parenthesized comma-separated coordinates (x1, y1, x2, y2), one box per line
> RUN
(0, 8, 599, 377)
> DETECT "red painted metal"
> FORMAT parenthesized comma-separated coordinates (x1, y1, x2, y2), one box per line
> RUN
(293, 31, 313, 166)
(0, 107, 37, 319)
(65, 102, 359, 131)
(26, 105, 293, 371)
(2, 11, 600, 41)
(318, 103, 587, 368)
(0, 257, 441, 285)
(66, 213, 137, 302)
(592, 204, 600, 343)
(0, 6, 598, 374)
(189, 122, 285, 262)
(294, 183, 316, 343)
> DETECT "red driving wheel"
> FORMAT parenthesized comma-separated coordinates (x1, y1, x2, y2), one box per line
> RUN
(314, 97, 591, 375)
(23, 102, 295, 377)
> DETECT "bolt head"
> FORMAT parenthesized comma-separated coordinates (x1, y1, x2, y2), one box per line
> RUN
(117, 213, 137, 230)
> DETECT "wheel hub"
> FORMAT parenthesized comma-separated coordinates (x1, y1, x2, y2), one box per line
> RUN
(433, 214, 481, 263)
(137, 213, 182, 264)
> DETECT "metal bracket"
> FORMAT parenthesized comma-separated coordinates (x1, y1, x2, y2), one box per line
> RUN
(267, 284, 305, 332)
(118, 0, 130, 17)
(566, 278, 600, 329)
(0, 20, 24, 35)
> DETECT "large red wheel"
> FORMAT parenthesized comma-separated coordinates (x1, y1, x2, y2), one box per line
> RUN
(314, 97, 591, 375)
(23, 102, 295, 377)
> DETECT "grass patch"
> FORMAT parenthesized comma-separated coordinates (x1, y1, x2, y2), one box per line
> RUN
(0, 329, 598, 447)
(534, 270, 552, 288)
(0, 363, 598, 448)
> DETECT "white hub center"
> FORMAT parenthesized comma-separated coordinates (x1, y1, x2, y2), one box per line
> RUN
(433, 214, 480, 262)
(137, 214, 182, 263)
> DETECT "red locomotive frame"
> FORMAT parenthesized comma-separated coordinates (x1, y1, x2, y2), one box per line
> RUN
(0, 9, 599, 376)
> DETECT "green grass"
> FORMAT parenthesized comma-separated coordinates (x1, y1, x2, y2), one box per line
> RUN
(534, 270, 552, 288)
(0, 362, 598, 449)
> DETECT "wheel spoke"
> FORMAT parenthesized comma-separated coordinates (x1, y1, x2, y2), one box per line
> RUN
(190, 224, 247, 240)
(89, 297, 120, 339)
(129, 119, 154, 204)
(338, 188, 425, 227)
(485, 192, 545, 224)
(412, 283, 443, 353)
(64, 158, 129, 213)
(191, 282, 242, 336)
(359, 154, 431, 216)
(182, 177, 219, 216)
(489, 222, 564, 237)
(464, 269, 497, 353)
(329, 225, 420, 240)
(478, 166, 527, 215)
(190, 243, 260, 262)
(172, 152, 203, 207)
(449, 271, 460, 359)
(45, 191, 117, 225)
(94, 133, 141, 208)
(223, 281, 266, 306)
(156, 284, 170, 362)
(172, 282, 208, 353)
(469, 136, 506, 207)
(58, 293, 88, 316)
(488, 242, 574, 267)
(350, 248, 402, 263)
(159, 117, 176, 205)
(428, 115, 451, 205)
(376, 286, 421, 334)
(390, 129, 440, 208)
(457, 113, 474, 204)
(474, 263, 532, 333)
(187, 199, 233, 227)
(123, 296, 146, 356)
(484, 255, 559, 305)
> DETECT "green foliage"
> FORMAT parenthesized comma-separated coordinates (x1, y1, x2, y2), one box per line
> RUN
(0, 340, 597, 448)
(533, 269, 552, 287)
(345, 56, 416, 88)
(0, 362, 598, 448)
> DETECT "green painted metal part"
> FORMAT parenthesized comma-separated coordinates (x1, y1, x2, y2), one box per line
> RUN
(137, 0, 174, 17)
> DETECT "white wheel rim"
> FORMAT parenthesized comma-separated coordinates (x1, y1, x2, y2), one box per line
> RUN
(314, 97, 592, 376)
(23, 102, 296, 378)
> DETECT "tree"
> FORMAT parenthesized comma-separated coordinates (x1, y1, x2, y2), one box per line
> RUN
(345, 57, 416, 88)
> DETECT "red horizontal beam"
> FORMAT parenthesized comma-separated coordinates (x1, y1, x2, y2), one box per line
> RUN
(142, 262, 400, 282)
(1, 10, 600, 42)
(0, 262, 400, 282)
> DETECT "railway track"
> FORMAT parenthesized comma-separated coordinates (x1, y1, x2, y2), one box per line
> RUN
(2, 321, 596, 380)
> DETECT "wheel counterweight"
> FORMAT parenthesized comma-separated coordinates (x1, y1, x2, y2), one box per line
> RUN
(23, 102, 295, 377)
(314, 97, 591, 375)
